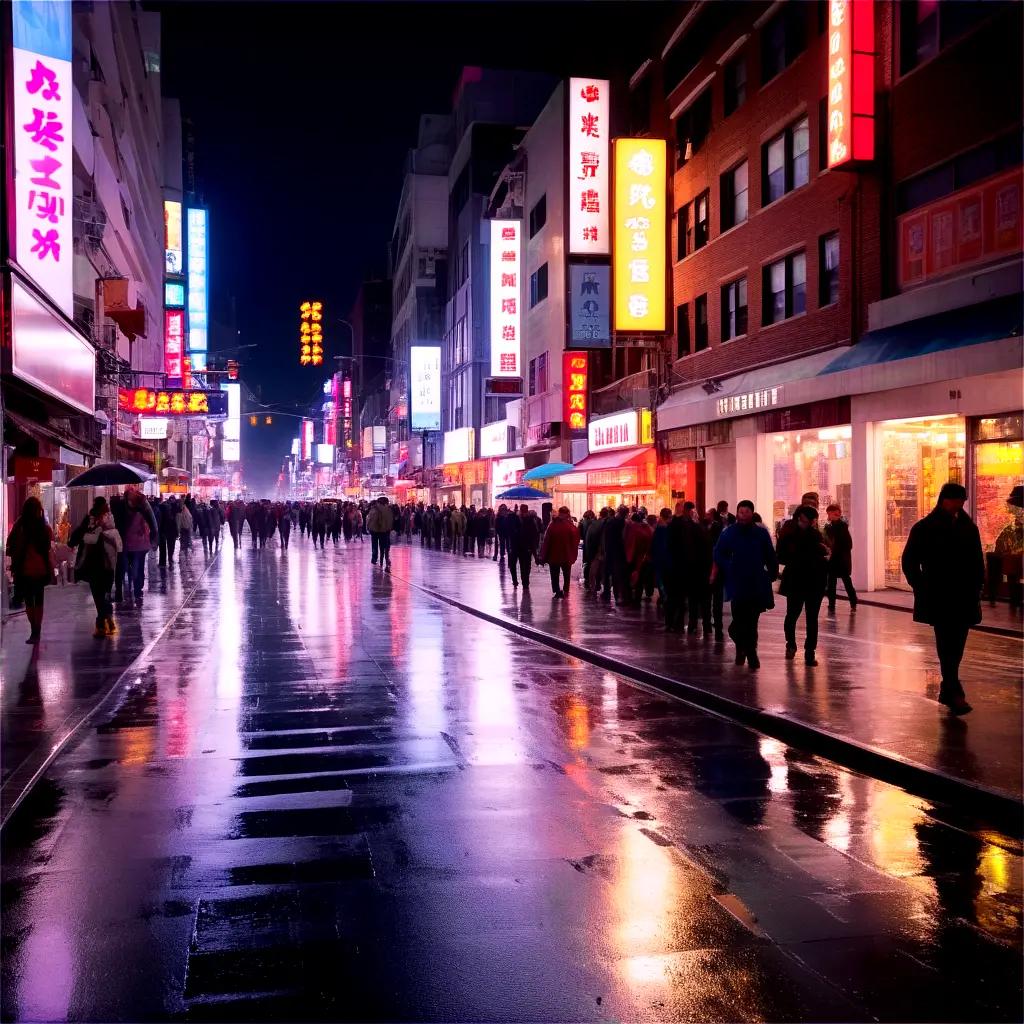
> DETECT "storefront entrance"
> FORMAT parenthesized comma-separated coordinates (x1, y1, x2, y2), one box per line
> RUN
(771, 426, 853, 535)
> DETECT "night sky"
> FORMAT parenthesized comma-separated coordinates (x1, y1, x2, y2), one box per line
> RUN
(158, 1, 665, 491)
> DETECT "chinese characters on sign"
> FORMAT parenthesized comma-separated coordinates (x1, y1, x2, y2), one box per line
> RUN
(715, 388, 780, 417)
(12, 0, 73, 315)
(826, 0, 875, 169)
(569, 264, 611, 347)
(118, 388, 227, 417)
(588, 409, 645, 453)
(562, 351, 589, 433)
(568, 78, 610, 256)
(613, 139, 667, 332)
(165, 309, 184, 378)
(300, 300, 324, 366)
(164, 201, 183, 274)
(186, 208, 208, 369)
(490, 221, 521, 377)
(410, 346, 442, 431)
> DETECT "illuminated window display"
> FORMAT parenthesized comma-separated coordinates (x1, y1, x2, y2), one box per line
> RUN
(881, 415, 966, 588)
(973, 414, 1023, 602)
(771, 426, 852, 534)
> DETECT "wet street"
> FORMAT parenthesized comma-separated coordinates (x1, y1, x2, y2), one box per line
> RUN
(2, 539, 1021, 1022)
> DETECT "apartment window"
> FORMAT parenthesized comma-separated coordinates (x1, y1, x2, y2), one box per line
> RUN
(721, 278, 748, 340)
(694, 294, 709, 351)
(530, 263, 548, 307)
(676, 303, 690, 357)
(761, 3, 806, 83)
(899, 0, 1006, 73)
(723, 54, 747, 116)
(762, 251, 807, 324)
(676, 206, 690, 261)
(762, 115, 810, 204)
(529, 194, 547, 238)
(720, 161, 748, 231)
(537, 352, 548, 393)
(528, 358, 537, 396)
(694, 191, 710, 250)
(820, 232, 839, 307)
(675, 88, 712, 163)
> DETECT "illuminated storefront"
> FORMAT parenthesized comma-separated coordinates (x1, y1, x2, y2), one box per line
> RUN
(772, 425, 854, 535)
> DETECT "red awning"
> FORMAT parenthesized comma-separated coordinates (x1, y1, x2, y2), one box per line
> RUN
(572, 446, 654, 473)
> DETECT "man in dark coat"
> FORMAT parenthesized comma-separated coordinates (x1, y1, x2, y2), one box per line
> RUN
(823, 503, 857, 612)
(601, 506, 629, 603)
(901, 482, 985, 715)
(664, 501, 703, 632)
(506, 504, 540, 589)
(158, 498, 180, 566)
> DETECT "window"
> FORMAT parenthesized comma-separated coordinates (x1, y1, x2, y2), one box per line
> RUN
(762, 250, 807, 324)
(720, 161, 748, 230)
(675, 88, 712, 163)
(694, 191, 710, 250)
(537, 352, 548, 393)
(676, 303, 690, 357)
(529, 195, 547, 238)
(676, 206, 690, 262)
(723, 54, 747, 116)
(899, 0, 1006, 73)
(761, 3, 806, 83)
(820, 233, 839, 306)
(461, 241, 469, 285)
(694, 294, 708, 351)
(528, 358, 537, 396)
(530, 263, 548, 307)
(762, 116, 810, 204)
(721, 278, 748, 340)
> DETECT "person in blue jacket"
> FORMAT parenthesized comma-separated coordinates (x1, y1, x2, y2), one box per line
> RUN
(711, 499, 779, 670)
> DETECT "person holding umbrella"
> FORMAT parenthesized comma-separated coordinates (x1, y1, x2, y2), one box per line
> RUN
(71, 497, 123, 636)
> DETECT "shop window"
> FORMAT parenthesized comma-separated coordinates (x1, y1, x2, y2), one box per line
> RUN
(771, 425, 852, 535)
(676, 302, 690, 357)
(694, 294, 708, 351)
(761, 3, 806, 84)
(881, 415, 966, 588)
(724, 54, 747, 116)
(972, 415, 1024, 595)
(676, 205, 691, 261)
(721, 160, 748, 231)
(529, 194, 547, 238)
(763, 250, 806, 324)
(721, 277, 747, 341)
(530, 263, 548, 307)
(675, 88, 712, 164)
(819, 232, 839, 307)
(762, 115, 810, 205)
(694, 191, 710, 250)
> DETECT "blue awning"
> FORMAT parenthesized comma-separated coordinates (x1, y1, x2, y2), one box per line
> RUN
(819, 294, 1021, 375)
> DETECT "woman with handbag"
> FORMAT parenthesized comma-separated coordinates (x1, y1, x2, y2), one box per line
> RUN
(5, 496, 54, 644)
(71, 497, 123, 637)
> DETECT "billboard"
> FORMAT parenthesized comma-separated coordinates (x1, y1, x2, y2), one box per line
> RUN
(301, 419, 314, 461)
(613, 139, 667, 332)
(480, 419, 509, 458)
(299, 300, 324, 366)
(410, 345, 441, 431)
(221, 381, 240, 443)
(139, 418, 169, 440)
(165, 281, 185, 307)
(562, 351, 589, 433)
(315, 443, 335, 465)
(118, 387, 227, 417)
(165, 308, 184, 378)
(443, 427, 475, 464)
(490, 220, 521, 376)
(826, 0, 876, 169)
(588, 409, 652, 453)
(222, 439, 241, 462)
(569, 264, 611, 347)
(186, 208, 208, 352)
(11, 0, 74, 316)
(568, 78, 610, 256)
(164, 200, 183, 274)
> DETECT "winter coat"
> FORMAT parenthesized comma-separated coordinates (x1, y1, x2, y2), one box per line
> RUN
(160, 502, 180, 540)
(176, 506, 193, 532)
(822, 519, 853, 576)
(603, 515, 628, 562)
(124, 499, 158, 552)
(666, 515, 704, 582)
(624, 521, 653, 568)
(776, 526, 829, 598)
(71, 513, 122, 579)
(713, 522, 779, 609)
(6, 518, 53, 581)
(366, 503, 394, 534)
(583, 518, 606, 562)
(901, 506, 985, 626)
(449, 509, 466, 535)
(651, 523, 670, 571)
(506, 512, 540, 556)
(540, 516, 580, 566)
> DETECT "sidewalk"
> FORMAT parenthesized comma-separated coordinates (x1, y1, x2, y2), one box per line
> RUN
(389, 541, 1023, 806)
(0, 548, 218, 822)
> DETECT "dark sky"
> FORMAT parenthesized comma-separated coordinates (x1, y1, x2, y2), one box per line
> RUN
(159, 1, 667, 491)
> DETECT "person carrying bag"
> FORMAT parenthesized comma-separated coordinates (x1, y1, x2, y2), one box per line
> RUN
(71, 497, 123, 637)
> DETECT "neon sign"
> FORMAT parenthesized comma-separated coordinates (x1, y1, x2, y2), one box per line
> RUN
(826, 0, 875, 169)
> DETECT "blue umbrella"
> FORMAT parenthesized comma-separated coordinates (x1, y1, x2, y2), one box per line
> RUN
(522, 462, 574, 482)
(496, 485, 552, 500)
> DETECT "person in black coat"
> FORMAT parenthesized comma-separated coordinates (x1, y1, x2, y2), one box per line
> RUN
(823, 503, 857, 612)
(777, 505, 830, 665)
(158, 498, 179, 566)
(664, 502, 703, 632)
(601, 506, 629, 603)
(901, 482, 985, 715)
(505, 504, 540, 589)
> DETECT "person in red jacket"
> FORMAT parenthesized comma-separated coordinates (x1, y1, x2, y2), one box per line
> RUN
(539, 506, 580, 598)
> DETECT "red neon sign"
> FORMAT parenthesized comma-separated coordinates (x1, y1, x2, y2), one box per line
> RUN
(826, 0, 875, 169)
(118, 388, 213, 416)
(562, 351, 589, 433)
(164, 309, 184, 378)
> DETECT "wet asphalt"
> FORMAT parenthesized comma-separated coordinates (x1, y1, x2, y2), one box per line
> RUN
(1, 536, 1021, 1022)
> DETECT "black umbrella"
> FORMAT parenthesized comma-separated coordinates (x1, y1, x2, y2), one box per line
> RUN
(67, 462, 154, 487)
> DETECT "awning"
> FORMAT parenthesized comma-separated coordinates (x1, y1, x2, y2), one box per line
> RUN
(572, 446, 655, 473)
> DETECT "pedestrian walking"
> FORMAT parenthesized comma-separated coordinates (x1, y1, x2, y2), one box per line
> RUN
(209, 499, 225, 552)
(228, 500, 245, 550)
(823, 503, 857, 612)
(5, 496, 54, 644)
(279, 505, 292, 549)
(712, 500, 778, 670)
(539, 506, 580, 597)
(493, 504, 511, 562)
(450, 506, 466, 555)
(122, 488, 158, 604)
(583, 508, 609, 591)
(601, 506, 629, 603)
(664, 501, 703, 632)
(623, 513, 654, 605)
(651, 508, 672, 610)
(71, 497, 123, 637)
(366, 496, 394, 569)
(777, 504, 830, 666)
(159, 497, 180, 565)
(506, 503, 540, 589)
(177, 500, 194, 557)
(702, 507, 726, 640)
(109, 493, 129, 602)
(901, 482, 985, 715)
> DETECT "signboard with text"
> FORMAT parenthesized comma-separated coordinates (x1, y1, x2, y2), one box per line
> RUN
(826, 0, 875, 169)
(118, 388, 227, 417)
(568, 77, 610, 256)
(563, 351, 589, 433)
(489, 220, 521, 376)
(588, 408, 653, 453)
(569, 264, 610, 347)
(165, 308, 184, 378)
(410, 345, 441, 430)
(164, 200, 183, 274)
(187, 208, 208, 366)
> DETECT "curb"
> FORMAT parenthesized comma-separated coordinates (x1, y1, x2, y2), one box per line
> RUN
(400, 573, 1023, 837)
(0, 551, 221, 831)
